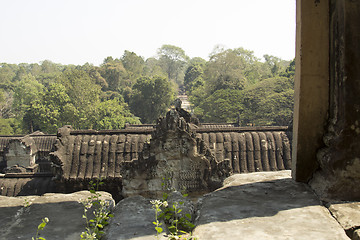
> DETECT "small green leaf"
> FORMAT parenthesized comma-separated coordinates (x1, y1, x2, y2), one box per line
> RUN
(162, 192, 168, 200)
(187, 223, 195, 228)
(185, 214, 192, 219)
(177, 209, 182, 213)
(108, 214, 114, 218)
(155, 227, 163, 233)
(38, 222, 46, 230)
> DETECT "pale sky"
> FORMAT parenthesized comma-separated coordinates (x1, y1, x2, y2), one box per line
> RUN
(0, 0, 296, 66)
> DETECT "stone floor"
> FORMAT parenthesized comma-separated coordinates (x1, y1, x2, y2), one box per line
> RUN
(1, 171, 359, 240)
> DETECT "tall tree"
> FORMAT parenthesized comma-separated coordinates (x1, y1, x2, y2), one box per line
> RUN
(59, 67, 101, 129)
(24, 83, 77, 133)
(205, 49, 247, 93)
(184, 63, 205, 94)
(240, 77, 294, 126)
(0, 63, 18, 89)
(121, 50, 145, 82)
(263, 54, 290, 77)
(12, 73, 44, 119)
(99, 58, 128, 92)
(93, 97, 140, 130)
(157, 44, 189, 85)
(130, 76, 175, 123)
(143, 57, 167, 78)
(193, 89, 244, 123)
(0, 89, 13, 118)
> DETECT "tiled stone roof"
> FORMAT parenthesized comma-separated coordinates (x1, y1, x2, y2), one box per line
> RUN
(52, 126, 290, 182)
(0, 109, 292, 197)
(0, 135, 56, 153)
(0, 175, 56, 196)
(52, 127, 152, 181)
(198, 131, 291, 173)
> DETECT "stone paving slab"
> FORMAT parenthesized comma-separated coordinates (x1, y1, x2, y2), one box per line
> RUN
(193, 171, 349, 240)
(0, 171, 353, 240)
(0, 191, 114, 240)
(104, 195, 168, 240)
(328, 202, 360, 230)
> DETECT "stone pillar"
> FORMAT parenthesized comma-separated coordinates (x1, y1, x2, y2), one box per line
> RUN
(310, 0, 360, 200)
(292, 0, 329, 182)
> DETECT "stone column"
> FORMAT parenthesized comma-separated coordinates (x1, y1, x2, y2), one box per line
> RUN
(310, 0, 360, 200)
(292, 0, 329, 182)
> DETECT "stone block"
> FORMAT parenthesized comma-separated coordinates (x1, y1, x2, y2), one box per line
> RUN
(104, 195, 167, 240)
(193, 171, 348, 240)
(328, 202, 360, 230)
(0, 191, 114, 240)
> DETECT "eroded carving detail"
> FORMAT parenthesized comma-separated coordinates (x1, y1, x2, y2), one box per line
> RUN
(121, 108, 232, 198)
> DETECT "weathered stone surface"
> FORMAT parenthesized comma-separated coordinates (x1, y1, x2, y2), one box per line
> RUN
(308, 0, 360, 201)
(328, 202, 360, 230)
(121, 108, 232, 199)
(104, 195, 167, 240)
(0, 191, 114, 240)
(167, 191, 195, 223)
(0, 172, 355, 240)
(353, 229, 360, 240)
(193, 171, 348, 240)
(0, 108, 291, 199)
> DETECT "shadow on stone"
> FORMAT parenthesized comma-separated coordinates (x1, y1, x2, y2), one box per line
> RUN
(193, 172, 348, 239)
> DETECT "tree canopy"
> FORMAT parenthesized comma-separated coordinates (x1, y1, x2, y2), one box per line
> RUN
(130, 76, 175, 123)
(0, 46, 294, 134)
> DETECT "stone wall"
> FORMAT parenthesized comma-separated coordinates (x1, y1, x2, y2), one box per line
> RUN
(293, 0, 360, 201)
(309, 0, 360, 201)
(1, 108, 292, 199)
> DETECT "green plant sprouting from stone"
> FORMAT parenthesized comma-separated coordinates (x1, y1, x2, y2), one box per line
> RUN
(80, 179, 114, 240)
(32, 217, 49, 240)
(150, 176, 196, 240)
(23, 198, 32, 208)
(151, 198, 168, 239)
(24, 198, 49, 240)
(162, 193, 196, 240)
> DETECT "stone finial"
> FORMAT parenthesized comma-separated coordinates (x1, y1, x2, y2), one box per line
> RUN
(174, 98, 182, 109)
(57, 125, 73, 137)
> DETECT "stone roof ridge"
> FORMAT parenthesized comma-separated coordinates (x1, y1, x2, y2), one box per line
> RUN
(56, 125, 154, 135)
(18, 135, 38, 154)
(196, 125, 289, 132)
(153, 107, 199, 139)
(124, 123, 155, 129)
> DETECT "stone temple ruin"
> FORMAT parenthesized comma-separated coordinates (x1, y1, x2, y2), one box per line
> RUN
(0, 106, 291, 201)
(2, 2, 360, 238)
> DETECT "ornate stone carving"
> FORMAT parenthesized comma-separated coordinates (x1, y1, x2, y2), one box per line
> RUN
(121, 108, 232, 198)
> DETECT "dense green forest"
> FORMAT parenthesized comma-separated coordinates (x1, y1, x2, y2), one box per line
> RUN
(0, 45, 294, 135)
